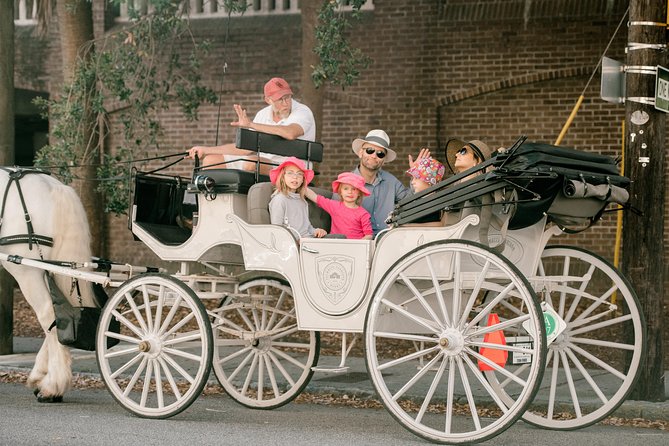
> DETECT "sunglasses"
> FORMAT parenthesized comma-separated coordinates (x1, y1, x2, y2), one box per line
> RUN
(456, 147, 469, 156)
(364, 147, 387, 159)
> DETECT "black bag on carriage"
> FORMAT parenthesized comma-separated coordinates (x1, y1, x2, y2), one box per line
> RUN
(46, 274, 120, 351)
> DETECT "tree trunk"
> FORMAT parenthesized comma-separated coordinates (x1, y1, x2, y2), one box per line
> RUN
(623, 0, 666, 401)
(300, 0, 324, 142)
(0, 0, 16, 354)
(56, 0, 104, 257)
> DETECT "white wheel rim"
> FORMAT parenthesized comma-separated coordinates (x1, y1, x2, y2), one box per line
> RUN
(211, 279, 319, 408)
(365, 241, 546, 444)
(521, 246, 645, 429)
(96, 275, 212, 418)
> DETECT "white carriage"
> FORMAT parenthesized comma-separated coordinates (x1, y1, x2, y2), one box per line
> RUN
(9, 130, 645, 444)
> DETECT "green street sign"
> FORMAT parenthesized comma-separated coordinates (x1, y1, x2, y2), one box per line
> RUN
(655, 65, 669, 113)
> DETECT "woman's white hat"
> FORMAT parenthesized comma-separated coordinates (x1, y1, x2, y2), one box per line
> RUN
(351, 129, 397, 163)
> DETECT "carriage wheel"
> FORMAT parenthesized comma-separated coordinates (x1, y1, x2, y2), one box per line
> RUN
(210, 277, 320, 409)
(96, 274, 213, 419)
(365, 240, 546, 444)
(519, 245, 646, 429)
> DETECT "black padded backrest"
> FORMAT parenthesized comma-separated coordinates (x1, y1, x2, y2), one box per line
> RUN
(247, 182, 332, 232)
(235, 128, 323, 163)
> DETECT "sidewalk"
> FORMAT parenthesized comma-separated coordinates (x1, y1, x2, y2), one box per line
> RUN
(2, 337, 668, 422)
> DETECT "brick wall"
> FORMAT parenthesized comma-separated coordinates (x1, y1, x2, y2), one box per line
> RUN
(13, 0, 665, 274)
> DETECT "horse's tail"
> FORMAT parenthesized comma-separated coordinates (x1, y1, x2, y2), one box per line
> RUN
(49, 183, 97, 307)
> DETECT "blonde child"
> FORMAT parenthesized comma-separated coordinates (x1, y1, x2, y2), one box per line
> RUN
(305, 172, 373, 239)
(268, 157, 327, 238)
(405, 156, 446, 226)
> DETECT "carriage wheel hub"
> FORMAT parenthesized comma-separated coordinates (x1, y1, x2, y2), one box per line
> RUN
(250, 336, 271, 352)
(138, 337, 162, 357)
(438, 329, 464, 355)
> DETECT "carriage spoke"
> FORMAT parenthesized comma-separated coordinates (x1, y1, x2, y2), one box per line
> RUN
(461, 354, 510, 414)
(565, 348, 608, 404)
(257, 355, 265, 401)
(458, 355, 482, 431)
(227, 350, 255, 382)
(112, 308, 145, 339)
(414, 355, 447, 424)
(122, 356, 147, 396)
(141, 284, 155, 334)
(158, 356, 183, 399)
(426, 255, 451, 326)
(162, 331, 204, 346)
(125, 291, 149, 334)
(267, 351, 297, 387)
(380, 298, 440, 333)
(445, 357, 456, 434)
(546, 349, 560, 419)
(140, 360, 154, 408)
(392, 352, 443, 401)
(263, 355, 280, 400)
(154, 286, 164, 335)
(161, 351, 195, 385)
(564, 264, 596, 322)
(466, 347, 527, 387)
(568, 314, 632, 336)
(457, 260, 491, 329)
(467, 282, 516, 328)
(399, 272, 444, 328)
(110, 352, 144, 379)
(153, 359, 164, 408)
(163, 346, 205, 363)
(372, 331, 438, 344)
(569, 336, 635, 351)
(157, 295, 183, 335)
(377, 344, 442, 372)
(162, 310, 196, 339)
(241, 354, 260, 395)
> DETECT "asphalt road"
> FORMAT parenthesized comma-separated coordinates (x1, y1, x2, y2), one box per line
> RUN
(0, 382, 667, 446)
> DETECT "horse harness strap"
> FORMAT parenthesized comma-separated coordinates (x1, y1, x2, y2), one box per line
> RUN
(0, 167, 54, 251)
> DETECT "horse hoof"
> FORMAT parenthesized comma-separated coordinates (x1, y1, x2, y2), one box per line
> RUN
(33, 388, 40, 397)
(36, 393, 63, 403)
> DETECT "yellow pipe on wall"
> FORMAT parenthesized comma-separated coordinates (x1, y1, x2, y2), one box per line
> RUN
(554, 95, 585, 146)
(612, 120, 625, 304)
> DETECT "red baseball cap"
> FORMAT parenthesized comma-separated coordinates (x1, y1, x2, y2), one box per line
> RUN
(264, 77, 293, 101)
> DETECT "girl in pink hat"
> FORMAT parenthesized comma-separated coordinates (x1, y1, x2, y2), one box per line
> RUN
(268, 157, 327, 238)
(305, 172, 373, 239)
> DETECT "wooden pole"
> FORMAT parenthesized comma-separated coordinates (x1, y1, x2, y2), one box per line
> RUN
(623, 0, 666, 401)
(0, 0, 16, 355)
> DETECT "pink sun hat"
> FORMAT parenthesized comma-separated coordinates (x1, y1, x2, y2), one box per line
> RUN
(407, 157, 446, 186)
(269, 157, 314, 185)
(332, 172, 370, 196)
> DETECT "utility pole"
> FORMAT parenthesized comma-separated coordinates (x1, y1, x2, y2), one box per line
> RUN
(0, 0, 15, 355)
(623, 0, 666, 401)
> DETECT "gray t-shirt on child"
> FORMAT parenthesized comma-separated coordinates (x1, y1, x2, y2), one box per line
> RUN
(268, 192, 315, 237)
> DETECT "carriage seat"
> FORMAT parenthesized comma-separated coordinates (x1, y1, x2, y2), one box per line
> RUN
(247, 182, 332, 232)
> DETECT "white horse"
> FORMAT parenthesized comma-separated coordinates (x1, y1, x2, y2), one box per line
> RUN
(0, 168, 96, 402)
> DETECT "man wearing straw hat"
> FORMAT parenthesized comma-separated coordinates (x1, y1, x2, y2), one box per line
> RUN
(350, 129, 429, 236)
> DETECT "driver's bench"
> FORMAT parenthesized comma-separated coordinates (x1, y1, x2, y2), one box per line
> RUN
(131, 128, 329, 246)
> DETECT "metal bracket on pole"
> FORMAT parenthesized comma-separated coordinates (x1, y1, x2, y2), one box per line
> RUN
(628, 21, 667, 27)
(626, 96, 656, 105)
(625, 65, 658, 75)
(627, 42, 668, 52)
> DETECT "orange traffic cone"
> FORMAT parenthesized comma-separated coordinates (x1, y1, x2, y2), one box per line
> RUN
(477, 313, 508, 371)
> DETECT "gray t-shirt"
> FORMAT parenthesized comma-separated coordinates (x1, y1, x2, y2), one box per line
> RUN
(268, 191, 315, 237)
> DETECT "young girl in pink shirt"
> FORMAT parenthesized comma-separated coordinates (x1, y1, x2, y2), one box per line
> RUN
(305, 172, 373, 240)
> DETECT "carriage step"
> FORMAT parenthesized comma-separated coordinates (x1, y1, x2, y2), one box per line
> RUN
(311, 366, 350, 374)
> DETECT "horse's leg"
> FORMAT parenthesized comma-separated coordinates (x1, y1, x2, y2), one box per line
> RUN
(8, 267, 72, 401)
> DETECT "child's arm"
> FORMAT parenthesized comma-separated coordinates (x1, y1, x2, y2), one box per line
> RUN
(304, 187, 318, 203)
(361, 209, 373, 240)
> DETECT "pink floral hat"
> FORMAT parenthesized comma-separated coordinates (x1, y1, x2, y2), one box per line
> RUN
(406, 157, 446, 186)
(269, 157, 314, 185)
(332, 172, 370, 196)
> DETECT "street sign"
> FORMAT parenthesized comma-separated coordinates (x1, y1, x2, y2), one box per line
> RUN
(655, 65, 669, 113)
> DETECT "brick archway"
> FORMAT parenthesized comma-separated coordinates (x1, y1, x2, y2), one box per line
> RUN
(437, 66, 592, 106)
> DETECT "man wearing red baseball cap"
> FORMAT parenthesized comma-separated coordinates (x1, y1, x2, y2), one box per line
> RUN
(187, 77, 316, 174)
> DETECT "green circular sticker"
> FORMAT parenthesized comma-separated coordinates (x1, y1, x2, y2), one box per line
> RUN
(544, 313, 557, 337)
